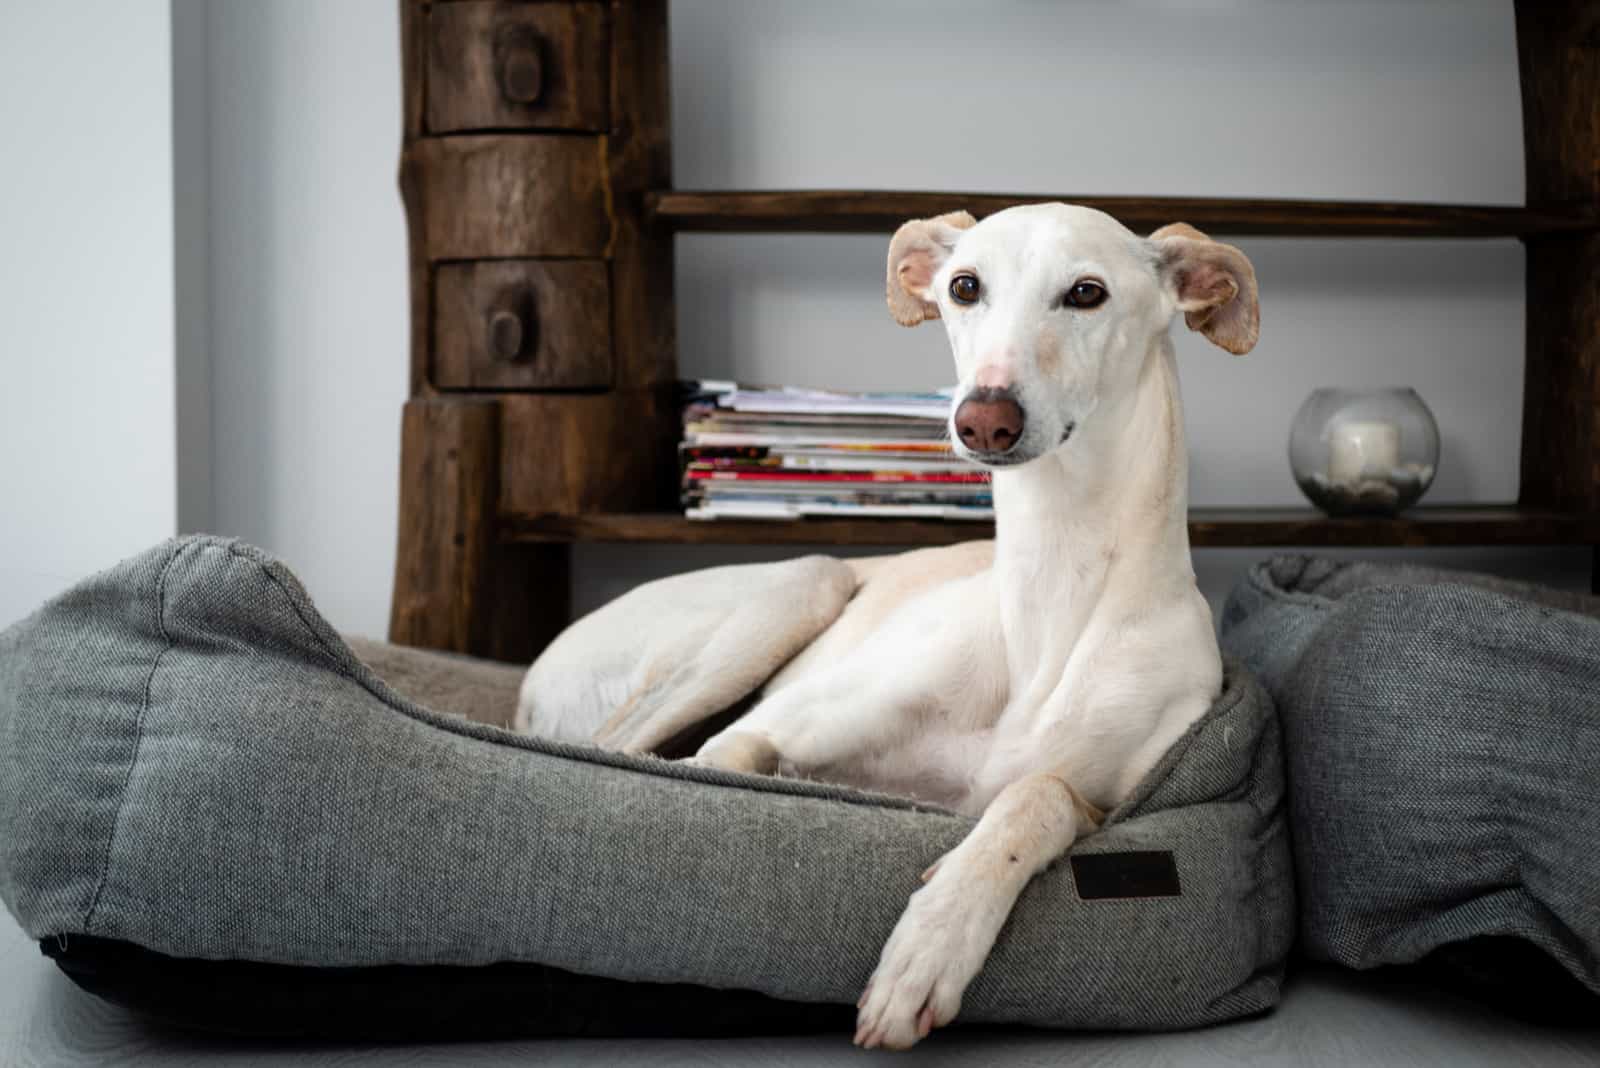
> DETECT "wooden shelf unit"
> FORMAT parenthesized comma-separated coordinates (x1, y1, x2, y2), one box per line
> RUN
(391, 0, 1600, 662)
(649, 191, 1599, 238)
(503, 507, 1600, 550)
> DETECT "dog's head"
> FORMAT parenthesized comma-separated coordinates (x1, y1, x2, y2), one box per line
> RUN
(887, 203, 1259, 468)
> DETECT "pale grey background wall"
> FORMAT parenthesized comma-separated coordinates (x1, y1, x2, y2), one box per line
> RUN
(198, 0, 410, 636)
(3, 0, 1589, 638)
(0, 3, 178, 630)
(173, 0, 214, 537)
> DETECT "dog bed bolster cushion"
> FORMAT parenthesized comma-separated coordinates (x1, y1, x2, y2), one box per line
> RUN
(1220, 556, 1600, 998)
(1, 536, 1292, 1036)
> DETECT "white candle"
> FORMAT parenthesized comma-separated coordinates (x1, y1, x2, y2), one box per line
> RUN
(1328, 420, 1400, 485)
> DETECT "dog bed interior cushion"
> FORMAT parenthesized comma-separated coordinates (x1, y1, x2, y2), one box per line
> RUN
(1, 536, 1292, 1038)
(1220, 556, 1600, 1005)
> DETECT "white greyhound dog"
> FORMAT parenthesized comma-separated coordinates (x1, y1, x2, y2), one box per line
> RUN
(515, 202, 1259, 1049)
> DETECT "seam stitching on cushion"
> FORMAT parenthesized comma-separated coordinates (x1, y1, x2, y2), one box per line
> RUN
(83, 538, 184, 932)
(224, 545, 361, 687)
(215, 542, 942, 817)
(1198, 709, 1287, 1020)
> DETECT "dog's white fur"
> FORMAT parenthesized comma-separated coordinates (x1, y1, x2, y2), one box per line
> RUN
(515, 203, 1259, 1050)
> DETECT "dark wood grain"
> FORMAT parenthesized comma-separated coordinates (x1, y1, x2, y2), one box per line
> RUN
(605, 0, 678, 392)
(390, 397, 562, 661)
(588, 0, 680, 524)
(403, 136, 610, 260)
(1516, 0, 1600, 532)
(391, 397, 498, 652)
(393, 5, 649, 655)
(648, 190, 1599, 237)
(498, 390, 678, 518)
(400, 0, 426, 142)
(500, 507, 1600, 548)
(1186, 507, 1600, 548)
(434, 260, 613, 389)
(398, 0, 431, 395)
(426, 1, 609, 133)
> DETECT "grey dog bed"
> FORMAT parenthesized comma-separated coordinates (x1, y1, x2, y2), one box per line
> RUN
(1220, 555, 1600, 1009)
(0, 536, 1292, 1038)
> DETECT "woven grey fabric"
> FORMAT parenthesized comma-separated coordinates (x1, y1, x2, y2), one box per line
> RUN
(1, 536, 1292, 1030)
(344, 636, 524, 728)
(1220, 555, 1600, 994)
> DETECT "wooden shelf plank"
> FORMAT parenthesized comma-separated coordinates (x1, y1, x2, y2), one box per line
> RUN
(508, 512, 989, 547)
(1186, 508, 1600, 547)
(648, 191, 1599, 238)
(503, 507, 1600, 549)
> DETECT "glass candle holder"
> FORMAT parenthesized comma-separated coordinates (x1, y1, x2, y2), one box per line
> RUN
(1290, 388, 1439, 516)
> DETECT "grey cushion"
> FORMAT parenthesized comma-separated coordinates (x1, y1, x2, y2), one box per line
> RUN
(1, 535, 1293, 1031)
(1220, 555, 1600, 997)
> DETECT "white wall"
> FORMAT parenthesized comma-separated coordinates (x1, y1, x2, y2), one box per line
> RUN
(0, 3, 178, 630)
(201, 0, 409, 638)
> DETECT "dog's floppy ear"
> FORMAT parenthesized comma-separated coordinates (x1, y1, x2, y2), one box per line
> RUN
(1150, 222, 1260, 355)
(886, 211, 976, 326)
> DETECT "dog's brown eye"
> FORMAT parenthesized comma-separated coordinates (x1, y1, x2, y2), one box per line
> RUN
(949, 274, 980, 305)
(1063, 280, 1107, 309)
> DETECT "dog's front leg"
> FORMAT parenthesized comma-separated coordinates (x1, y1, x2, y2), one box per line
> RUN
(854, 771, 1102, 1050)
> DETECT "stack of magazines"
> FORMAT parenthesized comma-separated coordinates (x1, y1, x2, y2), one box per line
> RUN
(679, 382, 992, 521)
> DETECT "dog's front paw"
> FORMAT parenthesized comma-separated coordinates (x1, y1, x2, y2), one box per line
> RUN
(853, 862, 996, 1050)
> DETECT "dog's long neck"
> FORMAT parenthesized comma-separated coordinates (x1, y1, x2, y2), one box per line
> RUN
(990, 337, 1194, 693)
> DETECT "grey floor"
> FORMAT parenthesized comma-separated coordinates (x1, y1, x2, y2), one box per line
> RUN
(3, 912, 1597, 1067)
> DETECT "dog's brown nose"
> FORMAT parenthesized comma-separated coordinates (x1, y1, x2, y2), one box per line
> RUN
(954, 391, 1026, 453)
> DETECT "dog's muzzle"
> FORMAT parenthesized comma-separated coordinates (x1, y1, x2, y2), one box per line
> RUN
(954, 388, 1025, 457)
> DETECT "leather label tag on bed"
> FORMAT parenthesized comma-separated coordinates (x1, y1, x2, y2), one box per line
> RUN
(1070, 851, 1182, 900)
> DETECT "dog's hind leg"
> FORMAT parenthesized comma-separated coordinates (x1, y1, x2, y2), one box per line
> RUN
(692, 564, 1005, 785)
(514, 555, 859, 753)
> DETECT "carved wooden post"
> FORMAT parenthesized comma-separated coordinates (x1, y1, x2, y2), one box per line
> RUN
(1514, 0, 1600, 591)
(390, 0, 676, 659)
(390, 397, 565, 660)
